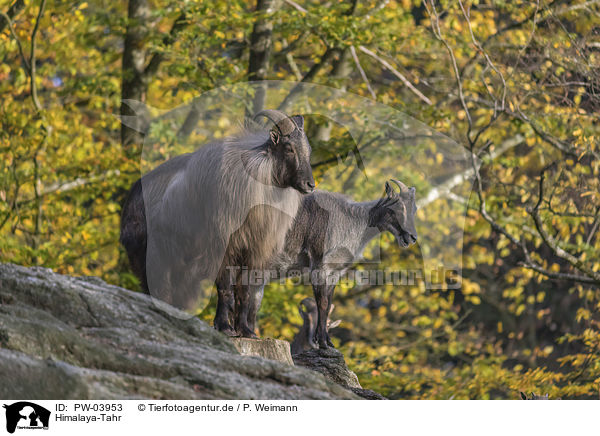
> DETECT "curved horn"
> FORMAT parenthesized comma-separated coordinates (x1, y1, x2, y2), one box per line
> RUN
(391, 178, 409, 193)
(253, 109, 297, 136)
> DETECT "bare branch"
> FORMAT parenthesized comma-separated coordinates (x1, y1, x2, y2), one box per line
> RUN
(458, 0, 506, 113)
(364, 0, 390, 19)
(16, 170, 122, 207)
(418, 134, 525, 208)
(282, 0, 307, 13)
(515, 106, 579, 157)
(586, 208, 600, 246)
(517, 240, 599, 285)
(0, 161, 21, 232)
(311, 135, 379, 170)
(357, 46, 431, 105)
(143, 12, 188, 79)
(0, 9, 30, 73)
(350, 46, 376, 99)
(529, 165, 600, 283)
(278, 47, 340, 112)
(285, 49, 303, 81)
(0, 0, 25, 34)
(425, 0, 471, 132)
(462, 96, 588, 158)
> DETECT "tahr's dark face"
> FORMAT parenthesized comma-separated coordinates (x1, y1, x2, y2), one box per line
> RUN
(380, 182, 418, 248)
(270, 115, 315, 194)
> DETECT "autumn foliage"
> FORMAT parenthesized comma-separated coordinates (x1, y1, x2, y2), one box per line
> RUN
(1, 0, 599, 399)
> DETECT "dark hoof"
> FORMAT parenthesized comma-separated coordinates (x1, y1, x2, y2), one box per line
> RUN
(239, 328, 259, 339)
(222, 328, 239, 337)
(215, 325, 238, 337)
(318, 340, 331, 349)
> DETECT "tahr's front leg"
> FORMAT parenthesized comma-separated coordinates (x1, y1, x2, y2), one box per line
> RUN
(215, 287, 236, 336)
(235, 283, 258, 339)
(214, 274, 236, 336)
(313, 283, 335, 349)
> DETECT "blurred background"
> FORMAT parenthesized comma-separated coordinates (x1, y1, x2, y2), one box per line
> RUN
(1, 0, 599, 398)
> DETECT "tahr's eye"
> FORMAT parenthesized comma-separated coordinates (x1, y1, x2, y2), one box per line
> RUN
(285, 144, 295, 154)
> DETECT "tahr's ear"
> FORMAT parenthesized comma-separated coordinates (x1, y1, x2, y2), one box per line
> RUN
(291, 115, 304, 130)
(329, 319, 342, 329)
(269, 129, 280, 145)
(520, 392, 527, 400)
(298, 301, 309, 321)
(298, 307, 306, 320)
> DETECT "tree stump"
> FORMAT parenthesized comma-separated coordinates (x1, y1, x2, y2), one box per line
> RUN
(229, 337, 294, 366)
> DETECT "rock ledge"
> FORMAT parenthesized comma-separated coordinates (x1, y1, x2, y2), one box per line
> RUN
(0, 263, 357, 400)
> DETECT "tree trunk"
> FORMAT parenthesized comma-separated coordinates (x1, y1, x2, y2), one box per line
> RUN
(120, 0, 150, 156)
(247, 0, 278, 115)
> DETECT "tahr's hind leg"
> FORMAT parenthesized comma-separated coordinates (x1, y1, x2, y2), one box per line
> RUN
(325, 283, 336, 347)
(214, 286, 236, 336)
(246, 284, 265, 337)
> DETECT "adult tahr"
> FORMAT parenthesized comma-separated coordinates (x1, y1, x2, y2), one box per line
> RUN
(120, 110, 314, 337)
(246, 179, 418, 348)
